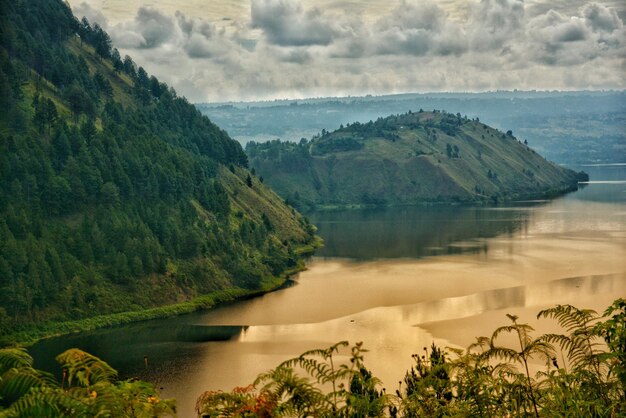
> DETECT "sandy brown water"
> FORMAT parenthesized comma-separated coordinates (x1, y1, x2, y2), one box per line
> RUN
(30, 165, 626, 417)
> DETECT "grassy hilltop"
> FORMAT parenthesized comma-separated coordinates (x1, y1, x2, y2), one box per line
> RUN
(247, 110, 586, 209)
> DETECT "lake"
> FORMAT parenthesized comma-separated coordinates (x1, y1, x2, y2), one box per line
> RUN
(29, 164, 626, 418)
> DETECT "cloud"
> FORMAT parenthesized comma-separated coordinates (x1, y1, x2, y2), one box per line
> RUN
(468, 0, 525, 52)
(529, 11, 588, 43)
(381, 1, 446, 32)
(251, 0, 339, 46)
(525, 4, 625, 66)
(111, 7, 176, 49)
(583, 2, 623, 32)
(174, 12, 232, 59)
(184, 34, 216, 58)
(72, 0, 626, 102)
(372, 1, 468, 57)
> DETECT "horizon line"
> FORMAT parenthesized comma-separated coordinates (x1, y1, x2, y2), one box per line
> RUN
(195, 88, 626, 106)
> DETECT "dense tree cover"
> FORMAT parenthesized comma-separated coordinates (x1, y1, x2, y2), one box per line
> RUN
(196, 299, 626, 417)
(247, 110, 586, 210)
(0, 0, 314, 337)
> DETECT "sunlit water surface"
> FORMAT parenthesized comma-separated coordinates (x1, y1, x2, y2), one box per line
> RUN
(30, 165, 626, 417)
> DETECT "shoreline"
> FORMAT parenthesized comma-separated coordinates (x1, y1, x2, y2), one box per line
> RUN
(1, 237, 323, 348)
(302, 183, 582, 212)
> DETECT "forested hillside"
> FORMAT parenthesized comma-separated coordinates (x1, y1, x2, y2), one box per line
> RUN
(247, 111, 587, 209)
(0, 0, 315, 339)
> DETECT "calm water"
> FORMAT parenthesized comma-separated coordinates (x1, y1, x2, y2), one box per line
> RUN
(30, 165, 626, 418)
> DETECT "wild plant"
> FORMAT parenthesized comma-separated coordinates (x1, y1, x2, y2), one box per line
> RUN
(0, 348, 174, 417)
(196, 341, 393, 417)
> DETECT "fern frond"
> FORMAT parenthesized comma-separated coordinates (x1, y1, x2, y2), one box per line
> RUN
(55, 349, 117, 387)
(0, 370, 45, 406)
(492, 362, 517, 378)
(491, 323, 534, 343)
(257, 366, 326, 414)
(288, 341, 349, 362)
(468, 336, 491, 353)
(0, 349, 33, 375)
(537, 305, 598, 334)
(523, 340, 554, 359)
(486, 347, 521, 363)
(5, 386, 88, 418)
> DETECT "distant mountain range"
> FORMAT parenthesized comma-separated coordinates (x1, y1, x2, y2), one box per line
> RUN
(197, 90, 626, 164)
(247, 110, 587, 210)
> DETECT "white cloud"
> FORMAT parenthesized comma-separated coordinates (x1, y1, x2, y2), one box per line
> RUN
(525, 5, 625, 66)
(467, 0, 525, 53)
(110, 7, 176, 49)
(71, 1, 626, 102)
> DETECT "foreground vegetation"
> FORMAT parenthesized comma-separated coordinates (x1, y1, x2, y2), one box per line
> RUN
(1, 299, 623, 417)
(196, 299, 625, 417)
(0, 348, 175, 417)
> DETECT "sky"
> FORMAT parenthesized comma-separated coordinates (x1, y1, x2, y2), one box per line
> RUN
(69, 0, 626, 102)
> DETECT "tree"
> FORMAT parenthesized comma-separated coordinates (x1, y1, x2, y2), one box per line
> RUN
(111, 48, 123, 73)
(32, 96, 58, 134)
(93, 72, 113, 98)
(65, 83, 89, 122)
(45, 98, 57, 131)
(123, 55, 136, 77)
(100, 182, 120, 207)
(45, 176, 71, 215)
(136, 67, 149, 88)
(78, 17, 91, 45)
(149, 76, 163, 98)
(91, 23, 112, 59)
(246, 174, 253, 187)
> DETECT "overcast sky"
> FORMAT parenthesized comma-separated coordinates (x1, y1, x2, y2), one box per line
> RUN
(70, 0, 626, 102)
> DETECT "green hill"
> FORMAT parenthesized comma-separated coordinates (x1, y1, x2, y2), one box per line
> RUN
(246, 111, 587, 209)
(0, 0, 316, 341)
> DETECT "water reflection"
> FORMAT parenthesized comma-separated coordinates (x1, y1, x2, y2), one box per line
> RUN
(311, 204, 534, 259)
(29, 320, 247, 383)
(400, 273, 623, 326)
(28, 164, 626, 418)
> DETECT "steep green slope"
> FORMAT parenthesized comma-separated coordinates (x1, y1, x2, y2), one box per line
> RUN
(0, 0, 316, 340)
(247, 111, 587, 209)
